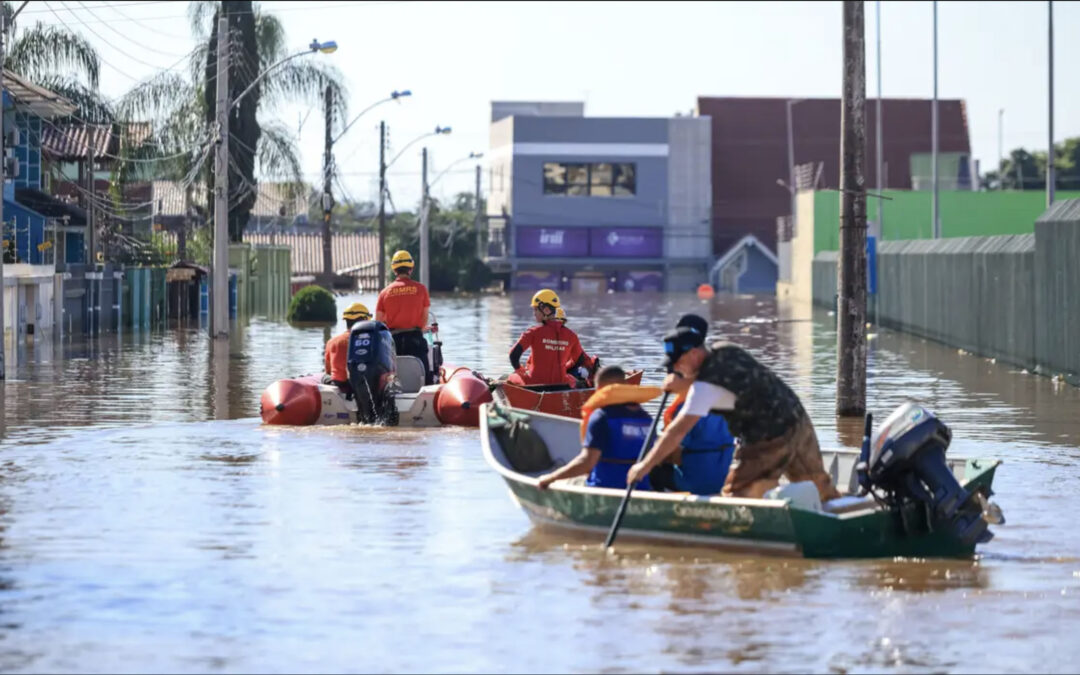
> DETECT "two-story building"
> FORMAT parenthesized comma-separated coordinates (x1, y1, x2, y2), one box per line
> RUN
(483, 101, 712, 293)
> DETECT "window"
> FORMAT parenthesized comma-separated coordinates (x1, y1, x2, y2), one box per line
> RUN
(542, 162, 637, 197)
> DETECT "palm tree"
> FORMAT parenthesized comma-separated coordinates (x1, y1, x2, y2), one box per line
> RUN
(1, 1, 110, 122)
(120, 0, 348, 241)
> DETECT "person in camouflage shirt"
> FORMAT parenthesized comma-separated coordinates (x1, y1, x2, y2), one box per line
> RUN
(627, 317, 841, 502)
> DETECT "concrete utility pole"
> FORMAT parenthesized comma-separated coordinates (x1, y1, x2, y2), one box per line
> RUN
(931, 0, 940, 238)
(322, 85, 334, 286)
(1047, 0, 1055, 206)
(87, 126, 96, 268)
(377, 120, 387, 287)
(837, 0, 868, 417)
(875, 0, 884, 234)
(786, 99, 796, 236)
(0, 11, 6, 379)
(211, 13, 230, 339)
(998, 109, 1004, 190)
(474, 163, 483, 260)
(419, 147, 429, 287)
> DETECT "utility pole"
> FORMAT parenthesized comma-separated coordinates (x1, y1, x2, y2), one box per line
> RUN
(837, 0, 868, 417)
(1047, 0, 1054, 206)
(377, 120, 387, 287)
(474, 163, 483, 260)
(875, 0, 884, 235)
(419, 147, 429, 287)
(87, 126, 96, 267)
(786, 100, 796, 236)
(321, 85, 334, 287)
(998, 109, 1004, 190)
(211, 12, 230, 339)
(0, 11, 6, 379)
(931, 0, 939, 238)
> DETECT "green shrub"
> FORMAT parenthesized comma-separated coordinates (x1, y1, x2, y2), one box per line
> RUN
(287, 285, 337, 324)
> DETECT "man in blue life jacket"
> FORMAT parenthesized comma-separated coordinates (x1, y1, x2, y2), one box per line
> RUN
(649, 314, 736, 495)
(536, 365, 653, 491)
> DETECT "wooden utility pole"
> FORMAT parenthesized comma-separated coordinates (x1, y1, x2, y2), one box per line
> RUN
(321, 85, 334, 286)
(837, 0, 868, 417)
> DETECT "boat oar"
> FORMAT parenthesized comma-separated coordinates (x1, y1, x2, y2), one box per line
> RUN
(604, 391, 671, 549)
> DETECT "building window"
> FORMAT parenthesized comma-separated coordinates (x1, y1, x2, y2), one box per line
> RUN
(542, 162, 636, 197)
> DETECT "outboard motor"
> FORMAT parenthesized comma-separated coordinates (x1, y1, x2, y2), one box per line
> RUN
(347, 320, 399, 425)
(866, 402, 1001, 547)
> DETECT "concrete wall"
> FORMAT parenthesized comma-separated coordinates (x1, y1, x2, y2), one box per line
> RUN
(811, 198, 1080, 382)
(1034, 200, 1080, 380)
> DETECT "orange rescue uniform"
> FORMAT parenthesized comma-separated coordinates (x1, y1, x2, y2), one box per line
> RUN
(510, 321, 584, 386)
(376, 278, 430, 331)
(324, 331, 351, 382)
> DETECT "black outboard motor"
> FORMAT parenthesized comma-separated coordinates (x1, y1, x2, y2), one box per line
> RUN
(867, 402, 999, 547)
(346, 320, 399, 425)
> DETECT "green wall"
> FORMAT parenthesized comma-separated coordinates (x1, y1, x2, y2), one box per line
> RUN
(812, 190, 1080, 254)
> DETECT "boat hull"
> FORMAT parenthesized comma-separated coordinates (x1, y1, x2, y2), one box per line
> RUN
(493, 369, 644, 419)
(481, 403, 1002, 559)
(260, 365, 491, 428)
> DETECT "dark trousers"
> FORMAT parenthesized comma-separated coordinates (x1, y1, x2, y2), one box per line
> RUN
(393, 330, 432, 384)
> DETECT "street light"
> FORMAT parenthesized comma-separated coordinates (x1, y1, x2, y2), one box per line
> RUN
(430, 151, 483, 190)
(321, 89, 412, 285)
(231, 38, 338, 110)
(377, 126, 452, 285)
(335, 90, 412, 144)
(387, 126, 452, 171)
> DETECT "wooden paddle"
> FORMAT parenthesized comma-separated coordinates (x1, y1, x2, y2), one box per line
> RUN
(604, 391, 671, 549)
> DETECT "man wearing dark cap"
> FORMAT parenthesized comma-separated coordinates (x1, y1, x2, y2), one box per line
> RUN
(626, 322, 840, 502)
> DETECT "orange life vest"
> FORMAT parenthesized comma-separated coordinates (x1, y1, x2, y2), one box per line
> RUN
(663, 393, 688, 428)
(579, 383, 663, 442)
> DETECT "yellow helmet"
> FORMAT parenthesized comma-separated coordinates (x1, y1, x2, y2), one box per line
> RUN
(343, 302, 371, 321)
(555, 307, 567, 323)
(531, 289, 561, 312)
(391, 250, 415, 270)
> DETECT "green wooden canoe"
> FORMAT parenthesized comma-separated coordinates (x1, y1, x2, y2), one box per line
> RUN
(480, 403, 1003, 560)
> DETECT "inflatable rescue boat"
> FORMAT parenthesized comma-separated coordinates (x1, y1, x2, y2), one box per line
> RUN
(260, 320, 492, 428)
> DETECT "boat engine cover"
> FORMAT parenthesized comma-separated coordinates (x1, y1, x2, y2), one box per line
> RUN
(869, 402, 992, 546)
(347, 320, 398, 425)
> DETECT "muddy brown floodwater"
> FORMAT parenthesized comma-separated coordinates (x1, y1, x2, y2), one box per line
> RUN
(0, 292, 1078, 673)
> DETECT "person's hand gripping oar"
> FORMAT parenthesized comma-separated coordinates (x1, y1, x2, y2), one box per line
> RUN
(603, 391, 670, 549)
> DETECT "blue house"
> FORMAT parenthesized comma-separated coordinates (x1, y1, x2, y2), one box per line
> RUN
(2, 70, 77, 265)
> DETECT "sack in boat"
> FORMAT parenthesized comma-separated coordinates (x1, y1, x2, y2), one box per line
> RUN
(488, 406, 555, 473)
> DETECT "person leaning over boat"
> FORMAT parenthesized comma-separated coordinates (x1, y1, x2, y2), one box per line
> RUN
(508, 289, 590, 391)
(537, 365, 658, 491)
(648, 313, 736, 495)
(626, 326, 842, 502)
(323, 302, 372, 392)
(375, 250, 434, 384)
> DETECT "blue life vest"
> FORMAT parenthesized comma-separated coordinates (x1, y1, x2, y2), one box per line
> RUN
(584, 405, 653, 490)
(672, 403, 735, 495)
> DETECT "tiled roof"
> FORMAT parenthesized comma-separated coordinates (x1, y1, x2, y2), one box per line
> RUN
(243, 232, 378, 276)
(40, 122, 154, 159)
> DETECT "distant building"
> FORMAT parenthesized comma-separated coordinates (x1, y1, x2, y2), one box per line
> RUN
(483, 101, 712, 293)
(696, 96, 972, 277)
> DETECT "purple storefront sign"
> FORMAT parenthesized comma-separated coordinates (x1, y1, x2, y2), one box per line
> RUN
(589, 227, 662, 258)
(516, 227, 589, 257)
(616, 270, 664, 292)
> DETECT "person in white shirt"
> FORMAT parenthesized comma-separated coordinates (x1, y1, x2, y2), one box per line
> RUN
(627, 323, 841, 502)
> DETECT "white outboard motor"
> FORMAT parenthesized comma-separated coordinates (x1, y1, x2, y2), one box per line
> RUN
(861, 402, 1001, 546)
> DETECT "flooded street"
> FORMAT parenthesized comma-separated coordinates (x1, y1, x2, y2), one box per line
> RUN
(1, 291, 1078, 673)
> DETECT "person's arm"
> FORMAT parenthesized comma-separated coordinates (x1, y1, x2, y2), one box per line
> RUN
(420, 286, 430, 329)
(510, 329, 531, 371)
(626, 411, 700, 485)
(375, 292, 386, 324)
(537, 448, 601, 489)
(420, 307, 429, 331)
(325, 343, 332, 374)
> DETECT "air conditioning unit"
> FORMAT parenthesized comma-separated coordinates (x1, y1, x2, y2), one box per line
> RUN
(5, 156, 19, 179)
(4, 129, 20, 147)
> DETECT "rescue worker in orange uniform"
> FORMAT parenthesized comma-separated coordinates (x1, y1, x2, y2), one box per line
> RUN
(508, 289, 590, 391)
(375, 250, 434, 384)
(553, 306, 601, 387)
(323, 302, 372, 392)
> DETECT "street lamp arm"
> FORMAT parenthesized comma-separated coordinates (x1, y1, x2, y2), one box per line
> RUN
(430, 153, 483, 190)
(231, 39, 336, 110)
(335, 91, 411, 144)
(386, 133, 436, 171)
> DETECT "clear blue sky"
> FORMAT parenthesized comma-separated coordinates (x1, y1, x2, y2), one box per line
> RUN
(20, 0, 1079, 208)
